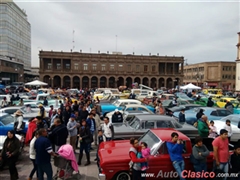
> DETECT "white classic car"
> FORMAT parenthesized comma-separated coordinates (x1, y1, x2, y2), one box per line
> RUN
(106, 104, 154, 123)
(213, 114, 240, 142)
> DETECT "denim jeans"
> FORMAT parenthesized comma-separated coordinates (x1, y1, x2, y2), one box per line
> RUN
(132, 169, 146, 180)
(213, 161, 229, 180)
(194, 163, 207, 180)
(38, 163, 53, 180)
(80, 142, 90, 154)
(173, 160, 186, 180)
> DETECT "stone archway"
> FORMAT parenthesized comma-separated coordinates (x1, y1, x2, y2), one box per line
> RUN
(166, 78, 173, 89)
(109, 77, 115, 88)
(53, 75, 61, 88)
(63, 76, 71, 88)
(150, 78, 157, 89)
(158, 78, 165, 88)
(100, 77, 107, 88)
(91, 76, 98, 88)
(134, 77, 141, 86)
(72, 76, 80, 89)
(142, 77, 149, 86)
(43, 75, 51, 86)
(126, 77, 132, 88)
(82, 76, 89, 88)
(117, 77, 124, 87)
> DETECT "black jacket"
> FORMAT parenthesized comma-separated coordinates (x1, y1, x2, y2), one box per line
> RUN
(112, 112, 123, 123)
(207, 100, 214, 107)
(79, 110, 89, 120)
(0, 136, 20, 158)
(48, 124, 68, 146)
(79, 126, 92, 144)
(230, 152, 240, 173)
(63, 110, 71, 124)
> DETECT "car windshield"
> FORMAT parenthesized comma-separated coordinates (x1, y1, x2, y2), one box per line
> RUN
(129, 118, 140, 129)
(217, 110, 231, 116)
(162, 100, 172, 106)
(101, 94, 111, 100)
(138, 130, 161, 154)
(112, 100, 121, 107)
(20, 106, 32, 113)
(0, 115, 14, 125)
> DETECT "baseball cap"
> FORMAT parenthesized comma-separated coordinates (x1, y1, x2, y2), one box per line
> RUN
(115, 109, 119, 112)
(70, 114, 76, 118)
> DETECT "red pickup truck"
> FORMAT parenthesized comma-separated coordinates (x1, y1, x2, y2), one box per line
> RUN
(97, 128, 230, 180)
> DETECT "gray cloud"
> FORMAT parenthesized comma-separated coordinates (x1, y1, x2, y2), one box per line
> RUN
(15, 0, 240, 67)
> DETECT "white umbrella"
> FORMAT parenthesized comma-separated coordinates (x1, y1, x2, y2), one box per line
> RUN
(25, 80, 48, 86)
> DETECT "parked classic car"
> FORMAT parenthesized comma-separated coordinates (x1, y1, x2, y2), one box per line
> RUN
(216, 97, 238, 108)
(213, 114, 240, 142)
(99, 94, 125, 104)
(167, 104, 203, 113)
(113, 114, 198, 140)
(174, 107, 232, 125)
(174, 92, 194, 103)
(106, 104, 154, 121)
(98, 129, 225, 180)
(0, 113, 28, 136)
(0, 106, 39, 119)
(101, 99, 154, 116)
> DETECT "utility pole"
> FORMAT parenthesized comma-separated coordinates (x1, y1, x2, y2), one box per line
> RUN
(72, 30, 75, 51)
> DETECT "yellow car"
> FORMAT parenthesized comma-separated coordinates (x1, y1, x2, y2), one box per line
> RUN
(209, 94, 223, 101)
(216, 97, 236, 108)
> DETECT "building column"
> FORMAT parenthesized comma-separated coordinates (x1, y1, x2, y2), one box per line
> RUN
(97, 79, 100, 88)
(51, 58, 53, 71)
(61, 59, 63, 71)
(165, 63, 167, 74)
(181, 63, 184, 73)
(78, 77, 82, 89)
(173, 63, 175, 74)
(106, 78, 109, 88)
(156, 79, 159, 89)
(164, 78, 167, 88)
(61, 76, 63, 88)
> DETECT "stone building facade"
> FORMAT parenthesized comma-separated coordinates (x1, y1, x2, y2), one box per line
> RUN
(235, 32, 240, 91)
(39, 51, 184, 89)
(183, 61, 236, 90)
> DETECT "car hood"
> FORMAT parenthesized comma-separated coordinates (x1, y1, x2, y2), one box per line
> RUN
(98, 140, 131, 165)
(101, 104, 117, 109)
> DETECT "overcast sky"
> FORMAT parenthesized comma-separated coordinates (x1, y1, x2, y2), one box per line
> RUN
(15, 0, 240, 67)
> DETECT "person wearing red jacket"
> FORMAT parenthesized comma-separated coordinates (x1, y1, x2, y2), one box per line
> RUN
(129, 137, 148, 180)
(25, 118, 37, 145)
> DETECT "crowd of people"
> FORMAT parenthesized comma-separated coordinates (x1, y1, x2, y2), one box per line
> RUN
(0, 90, 116, 180)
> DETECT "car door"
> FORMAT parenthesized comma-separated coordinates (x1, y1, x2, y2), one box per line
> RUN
(147, 141, 193, 179)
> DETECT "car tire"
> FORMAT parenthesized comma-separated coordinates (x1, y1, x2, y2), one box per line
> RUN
(115, 171, 131, 180)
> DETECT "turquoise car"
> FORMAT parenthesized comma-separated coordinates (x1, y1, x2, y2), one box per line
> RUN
(101, 99, 155, 116)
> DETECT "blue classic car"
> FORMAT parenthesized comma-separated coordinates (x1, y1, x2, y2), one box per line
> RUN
(101, 99, 155, 116)
(0, 113, 28, 136)
(173, 107, 232, 125)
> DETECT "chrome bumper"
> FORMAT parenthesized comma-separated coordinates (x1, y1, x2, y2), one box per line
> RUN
(98, 173, 106, 180)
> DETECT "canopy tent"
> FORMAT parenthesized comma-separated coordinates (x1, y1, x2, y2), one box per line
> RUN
(180, 83, 201, 90)
(25, 80, 48, 86)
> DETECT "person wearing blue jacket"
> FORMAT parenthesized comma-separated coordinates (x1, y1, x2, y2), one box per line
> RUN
(166, 132, 186, 180)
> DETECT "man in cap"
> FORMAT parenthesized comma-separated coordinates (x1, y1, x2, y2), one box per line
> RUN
(112, 109, 123, 123)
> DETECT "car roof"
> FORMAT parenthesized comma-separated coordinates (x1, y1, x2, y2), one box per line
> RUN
(0, 107, 21, 110)
(124, 111, 151, 114)
(134, 114, 175, 121)
(150, 129, 190, 141)
(116, 99, 140, 102)
(123, 104, 149, 108)
(195, 107, 225, 111)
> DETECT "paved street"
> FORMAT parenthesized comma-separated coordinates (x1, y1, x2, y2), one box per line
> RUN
(0, 145, 99, 180)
